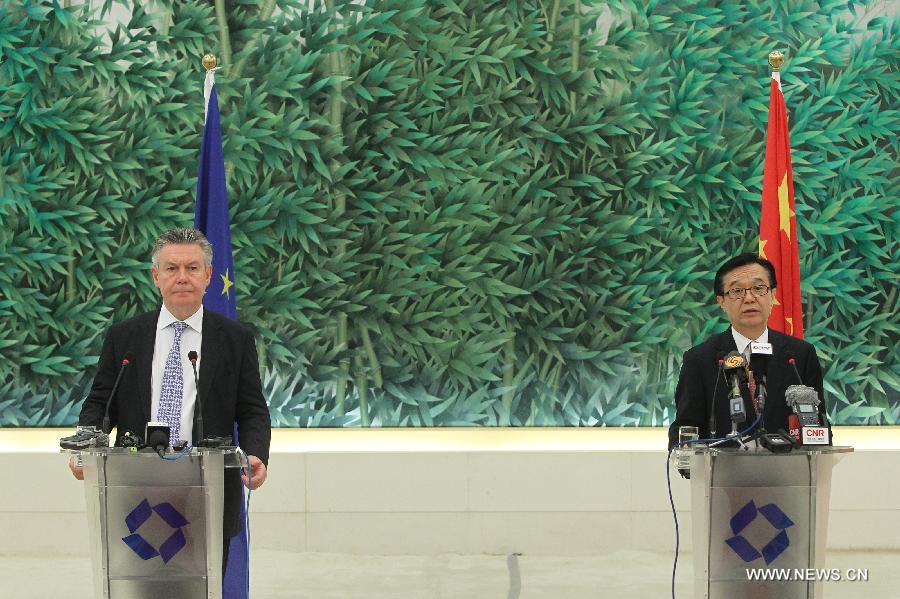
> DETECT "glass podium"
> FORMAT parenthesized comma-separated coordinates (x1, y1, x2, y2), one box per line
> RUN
(64, 446, 244, 599)
(689, 446, 853, 599)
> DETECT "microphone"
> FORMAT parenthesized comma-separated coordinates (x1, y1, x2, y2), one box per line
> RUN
(145, 422, 170, 457)
(723, 351, 748, 433)
(756, 375, 768, 416)
(187, 350, 203, 444)
(723, 351, 747, 398)
(786, 356, 804, 442)
(785, 385, 822, 426)
(750, 352, 768, 379)
(787, 413, 801, 443)
(787, 356, 830, 438)
(749, 352, 769, 423)
(785, 383, 828, 444)
(101, 351, 135, 435)
(709, 356, 726, 438)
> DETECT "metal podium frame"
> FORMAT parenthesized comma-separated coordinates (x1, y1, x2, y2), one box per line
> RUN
(688, 446, 852, 599)
(67, 447, 243, 599)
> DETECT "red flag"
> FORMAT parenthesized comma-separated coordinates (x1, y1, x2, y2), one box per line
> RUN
(759, 71, 803, 338)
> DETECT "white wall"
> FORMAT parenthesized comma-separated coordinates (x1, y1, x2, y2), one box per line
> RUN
(1, 428, 898, 557)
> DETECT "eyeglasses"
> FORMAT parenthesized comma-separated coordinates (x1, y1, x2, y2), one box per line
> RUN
(722, 285, 771, 300)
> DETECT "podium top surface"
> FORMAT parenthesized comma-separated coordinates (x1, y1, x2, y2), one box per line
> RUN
(692, 445, 854, 457)
(61, 446, 240, 456)
(61, 446, 245, 468)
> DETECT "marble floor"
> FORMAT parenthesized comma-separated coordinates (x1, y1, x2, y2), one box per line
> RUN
(1, 549, 897, 598)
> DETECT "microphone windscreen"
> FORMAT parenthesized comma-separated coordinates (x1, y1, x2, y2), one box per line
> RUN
(723, 351, 747, 380)
(785, 384, 818, 409)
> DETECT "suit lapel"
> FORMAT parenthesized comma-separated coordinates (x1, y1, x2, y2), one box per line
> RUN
(766, 329, 789, 416)
(197, 311, 221, 428)
(712, 329, 738, 416)
(135, 310, 160, 425)
(715, 328, 738, 355)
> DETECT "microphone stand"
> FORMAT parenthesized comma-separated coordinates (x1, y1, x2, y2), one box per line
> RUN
(709, 371, 750, 450)
(187, 351, 204, 445)
(749, 375, 768, 442)
(708, 358, 725, 439)
(102, 353, 134, 436)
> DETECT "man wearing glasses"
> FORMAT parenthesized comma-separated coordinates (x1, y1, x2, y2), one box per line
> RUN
(667, 252, 827, 448)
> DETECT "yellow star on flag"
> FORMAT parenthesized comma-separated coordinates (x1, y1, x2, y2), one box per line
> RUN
(220, 268, 234, 299)
(785, 316, 794, 335)
(758, 238, 769, 260)
(778, 173, 795, 240)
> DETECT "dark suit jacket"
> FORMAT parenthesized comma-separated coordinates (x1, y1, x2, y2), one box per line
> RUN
(79, 308, 271, 538)
(668, 328, 828, 448)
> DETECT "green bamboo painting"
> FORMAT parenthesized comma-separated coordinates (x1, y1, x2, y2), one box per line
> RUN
(0, 0, 896, 427)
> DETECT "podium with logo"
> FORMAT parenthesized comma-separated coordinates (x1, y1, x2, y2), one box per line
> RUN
(69, 446, 243, 599)
(689, 446, 852, 599)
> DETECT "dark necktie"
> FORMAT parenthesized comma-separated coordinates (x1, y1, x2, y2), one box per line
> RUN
(749, 370, 759, 416)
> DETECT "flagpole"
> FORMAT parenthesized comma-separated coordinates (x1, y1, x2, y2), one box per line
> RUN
(202, 53, 218, 120)
(202, 53, 217, 70)
(768, 50, 784, 86)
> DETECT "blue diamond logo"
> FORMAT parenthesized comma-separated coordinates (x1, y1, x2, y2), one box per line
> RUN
(725, 500, 793, 565)
(122, 499, 190, 564)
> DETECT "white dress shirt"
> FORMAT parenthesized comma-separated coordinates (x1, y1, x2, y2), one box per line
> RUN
(731, 327, 769, 361)
(731, 327, 768, 441)
(151, 305, 203, 443)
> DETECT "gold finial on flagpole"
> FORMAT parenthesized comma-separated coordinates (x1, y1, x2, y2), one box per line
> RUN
(202, 54, 217, 71)
(768, 51, 784, 72)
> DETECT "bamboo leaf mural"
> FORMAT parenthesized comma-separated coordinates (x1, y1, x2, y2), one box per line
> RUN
(0, 0, 897, 427)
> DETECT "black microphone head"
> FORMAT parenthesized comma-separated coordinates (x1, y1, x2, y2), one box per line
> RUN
(750, 352, 769, 377)
(188, 350, 198, 363)
(145, 422, 170, 454)
(122, 351, 135, 365)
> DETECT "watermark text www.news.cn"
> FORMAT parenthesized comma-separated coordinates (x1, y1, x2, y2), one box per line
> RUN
(746, 568, 869, 582)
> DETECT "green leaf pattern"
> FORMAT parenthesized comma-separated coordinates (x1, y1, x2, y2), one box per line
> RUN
(0, 0, 896, 427)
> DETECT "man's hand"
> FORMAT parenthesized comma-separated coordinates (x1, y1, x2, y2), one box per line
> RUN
(241, 455, 267, 490)
(68, 456, 84, 480)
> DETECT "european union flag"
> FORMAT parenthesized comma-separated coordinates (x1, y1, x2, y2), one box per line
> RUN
(193, 81, 246, 598)
(195, 84, 237, 320)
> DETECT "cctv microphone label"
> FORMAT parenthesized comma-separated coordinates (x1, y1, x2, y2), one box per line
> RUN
(750, 342, 773, 355)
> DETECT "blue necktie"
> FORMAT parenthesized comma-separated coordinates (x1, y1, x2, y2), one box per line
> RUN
(159, 321, 188, 445)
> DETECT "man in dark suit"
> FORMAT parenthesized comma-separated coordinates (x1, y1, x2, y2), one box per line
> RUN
(69, 227, 271, 559)
(668, 253, 828, 449)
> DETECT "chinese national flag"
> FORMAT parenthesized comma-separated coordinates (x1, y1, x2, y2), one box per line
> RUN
(759, 72, 803, 339)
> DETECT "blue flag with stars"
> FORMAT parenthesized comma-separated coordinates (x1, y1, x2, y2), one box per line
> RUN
(195, 84, 237, 320)
(193, 81, 247, 598)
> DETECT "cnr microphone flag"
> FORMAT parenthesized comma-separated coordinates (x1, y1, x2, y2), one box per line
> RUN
(193, 62, 247, 599)
(758, 57, 803, 339)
